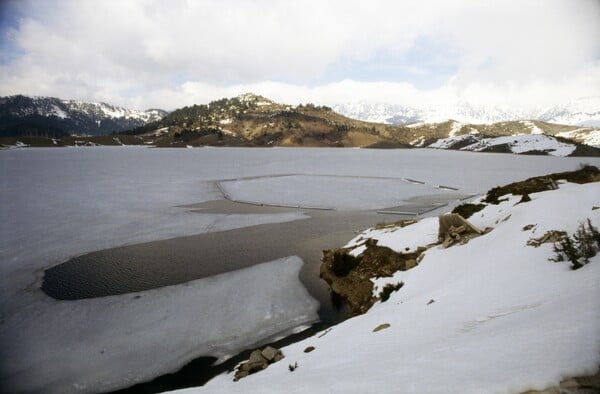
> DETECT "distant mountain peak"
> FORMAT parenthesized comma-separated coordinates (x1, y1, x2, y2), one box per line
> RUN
(0, 95, 167, 137)
(333, 97, 600, 127)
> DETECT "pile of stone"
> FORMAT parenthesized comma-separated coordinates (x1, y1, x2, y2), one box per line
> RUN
(438, 213, 482, 248)
(234, 346, 284, 381)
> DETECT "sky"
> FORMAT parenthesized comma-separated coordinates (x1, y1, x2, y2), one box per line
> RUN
(0, 0, 599, 111)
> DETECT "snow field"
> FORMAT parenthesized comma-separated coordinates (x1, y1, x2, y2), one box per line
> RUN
(429, 134, 578, 156)
(184, 181, 600, 394)
(2, 147, 598, 393)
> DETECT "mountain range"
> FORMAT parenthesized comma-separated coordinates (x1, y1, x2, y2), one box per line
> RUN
(0, 95, 167, 137)
(1, 93, 599, 157)
(333, 96, 600, 127)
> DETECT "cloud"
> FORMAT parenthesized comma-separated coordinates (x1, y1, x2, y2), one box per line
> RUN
(0, 0, 598, 110)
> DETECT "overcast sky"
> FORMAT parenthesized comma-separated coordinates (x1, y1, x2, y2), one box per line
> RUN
(0, 0, 599, 110)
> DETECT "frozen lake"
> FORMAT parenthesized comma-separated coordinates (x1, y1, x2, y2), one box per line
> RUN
(1, 146, 598, 393)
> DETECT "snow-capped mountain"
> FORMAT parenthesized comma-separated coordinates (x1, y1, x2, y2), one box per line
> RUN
(333, 97, 600, 127)
(0, 95, 167, 137)
(536, 97, 600, 127)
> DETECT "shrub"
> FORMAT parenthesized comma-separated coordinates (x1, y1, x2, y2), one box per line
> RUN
(551, 219, 600, 270)
(379, 282, 404, 302)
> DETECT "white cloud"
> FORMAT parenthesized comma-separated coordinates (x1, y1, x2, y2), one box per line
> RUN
(0, 0, 598, 110)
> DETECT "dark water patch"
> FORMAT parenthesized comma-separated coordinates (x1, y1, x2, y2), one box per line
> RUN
(42, 195, 467, 323)
(42, 195, 465, 392)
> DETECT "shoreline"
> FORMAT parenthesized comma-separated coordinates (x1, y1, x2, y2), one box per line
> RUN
(41, 194, 469, 393)
(42, 193, 468, 323)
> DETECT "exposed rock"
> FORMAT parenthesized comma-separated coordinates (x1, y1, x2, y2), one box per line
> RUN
(321, 240, 426, 315)
(520, 366, 600, 393)
(304, 346, 315, 353)
(427, 299, 435, 305)
(261, 346, 284, 362)
(484, 166, 599, 204)
(373, 323, 391, 332)
(234, 347, 285, 381)
(527, 230, 567, 248)
(518, 193, 532, 204)
(438, 214, 483, 248)
(451, 203, 486, 219)
(379, 282, 404, 302)
(522, 224, 536, 231)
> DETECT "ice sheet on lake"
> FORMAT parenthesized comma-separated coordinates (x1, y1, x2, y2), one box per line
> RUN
(1, 147, 599, 392)
(220, 175, 458, 210)
(0, 256, 319, 393)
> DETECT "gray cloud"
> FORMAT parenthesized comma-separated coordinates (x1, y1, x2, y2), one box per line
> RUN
(1, 0, 598, 110)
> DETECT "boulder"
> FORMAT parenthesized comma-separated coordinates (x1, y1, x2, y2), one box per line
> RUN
(438, 214, 482, 248)
(373, 323, 391, 332)
(261, 346, 283, 362)
(234, 347, 284, 381)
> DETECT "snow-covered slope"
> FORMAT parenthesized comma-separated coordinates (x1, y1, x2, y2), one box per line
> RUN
(334, 97, 600, 127)
(180, 180, 600, 394)
(0, 95, 167, 136)
(334, 101, 523, 125)
(556, 128, 600, 147)
(428, 134, 580, 157)
(537, 97, 600, 127)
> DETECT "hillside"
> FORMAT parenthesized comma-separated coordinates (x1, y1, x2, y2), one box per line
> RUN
(124, 93, 404, 148)
(2, 94, 599, 156)
(176, 168, 600, 394)
(0, 95, 166, 137)
(118, 94, 600, 155)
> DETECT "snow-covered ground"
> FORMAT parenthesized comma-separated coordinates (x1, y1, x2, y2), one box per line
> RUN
(1, 147, 599, 393)
(463, 134, 576, 156)
(429, 134, 578, 157)
(178, 180, 600, 394)
(557, 128, 600, 147)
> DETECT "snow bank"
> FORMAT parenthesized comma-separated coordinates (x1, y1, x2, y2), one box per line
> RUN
(182, 181, 600, 394)
(345, 217, 438, 254)
(1, 256, 319, 393)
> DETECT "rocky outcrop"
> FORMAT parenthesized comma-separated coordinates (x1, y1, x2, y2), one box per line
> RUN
(320, 214, 485, 315)
(233, 346, 284, 381)
(438, 214, 483, 248)
(320, 239, 426, 315)
(484, 166, 599, 204)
